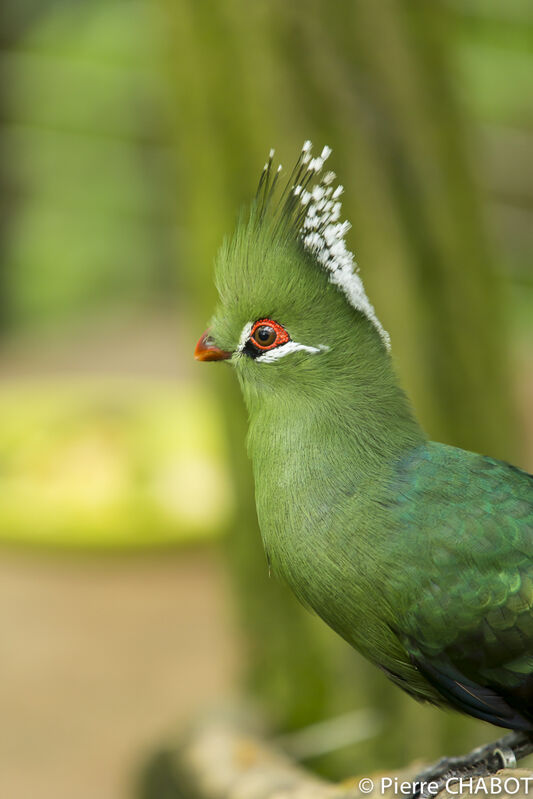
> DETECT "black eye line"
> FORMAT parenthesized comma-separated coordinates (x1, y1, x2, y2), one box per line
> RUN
(243, 338, 261, 359)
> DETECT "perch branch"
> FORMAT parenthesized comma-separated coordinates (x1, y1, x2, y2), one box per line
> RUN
(145, 708, 533, 799)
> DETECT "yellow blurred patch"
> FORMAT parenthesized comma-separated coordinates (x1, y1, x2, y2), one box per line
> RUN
(0, 379, 234, 549)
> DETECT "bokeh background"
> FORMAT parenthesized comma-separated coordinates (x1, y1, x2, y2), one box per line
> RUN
(0, 1, 532, 798)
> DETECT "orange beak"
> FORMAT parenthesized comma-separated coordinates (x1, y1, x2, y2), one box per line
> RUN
(194, 331, 232, 362)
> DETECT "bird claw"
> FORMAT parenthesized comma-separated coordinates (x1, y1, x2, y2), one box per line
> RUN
(408, 765, 464, 799)
(408, 739, 522, 799)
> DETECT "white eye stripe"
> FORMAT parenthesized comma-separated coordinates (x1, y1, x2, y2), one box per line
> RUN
(255, 341, 328, 363)
(237, 321, 253, 353)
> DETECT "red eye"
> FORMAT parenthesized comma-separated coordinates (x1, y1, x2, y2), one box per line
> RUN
(250, 319, 290, 351)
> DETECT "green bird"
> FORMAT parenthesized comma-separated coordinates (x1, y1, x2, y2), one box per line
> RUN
(195, 142, 533, 793)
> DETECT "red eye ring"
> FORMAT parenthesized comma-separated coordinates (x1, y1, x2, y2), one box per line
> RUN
(250, 319, 290, 351)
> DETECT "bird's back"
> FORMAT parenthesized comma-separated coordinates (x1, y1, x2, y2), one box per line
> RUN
(384, 442, 533, 729)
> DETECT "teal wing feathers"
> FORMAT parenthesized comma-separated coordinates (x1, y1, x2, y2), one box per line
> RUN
(387, 443, 533, 729)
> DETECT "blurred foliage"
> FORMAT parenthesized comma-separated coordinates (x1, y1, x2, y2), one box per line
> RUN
(0, 0, 532, 786)
(1, 0, 179, 330)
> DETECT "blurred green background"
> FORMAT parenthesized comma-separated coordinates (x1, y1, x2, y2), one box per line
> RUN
(0, 1, 532, 798)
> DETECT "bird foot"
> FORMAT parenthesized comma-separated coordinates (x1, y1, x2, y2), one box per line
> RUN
(410, 732, 533, 799)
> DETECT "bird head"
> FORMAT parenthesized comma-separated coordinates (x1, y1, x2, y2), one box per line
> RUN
(195, 142, 392, 411)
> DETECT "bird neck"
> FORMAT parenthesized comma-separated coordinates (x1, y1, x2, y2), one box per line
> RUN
(241, 357, 426, 606)
(244, 364, 425, 482)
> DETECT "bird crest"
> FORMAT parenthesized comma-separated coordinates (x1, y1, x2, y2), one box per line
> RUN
(255, 141, 390, 349)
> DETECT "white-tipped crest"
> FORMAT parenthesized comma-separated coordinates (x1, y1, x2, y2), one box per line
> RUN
(293, 141, 390, 349)
(253, 142, 390, 349)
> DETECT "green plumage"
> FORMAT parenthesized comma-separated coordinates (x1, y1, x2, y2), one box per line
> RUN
(201, 145, 533, 733)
